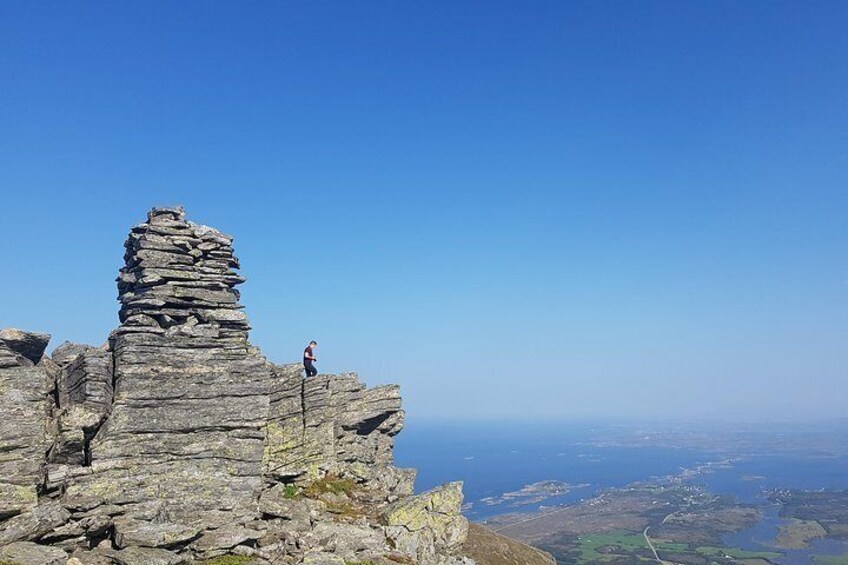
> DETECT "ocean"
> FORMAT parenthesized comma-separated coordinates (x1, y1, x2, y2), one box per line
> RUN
(395, 420, 848, 564)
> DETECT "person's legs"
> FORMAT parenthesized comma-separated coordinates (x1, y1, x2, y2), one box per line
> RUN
(304, 361, 317, 377)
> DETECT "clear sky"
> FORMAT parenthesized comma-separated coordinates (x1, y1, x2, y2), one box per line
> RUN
(1, 2, 846, 422)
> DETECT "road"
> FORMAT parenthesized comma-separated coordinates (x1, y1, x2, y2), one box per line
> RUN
(643, 526, 664, 563)
(490, 505, 573, 534)
(644, 513, 677, 565)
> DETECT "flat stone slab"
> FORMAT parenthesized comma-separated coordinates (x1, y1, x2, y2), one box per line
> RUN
(191, 524, 264, 551)
(106, 546, 189, 565)
(0, 500, 71, 545)
(0, 328, 50, 364)
(0, 483, 37, 519)
(114, 518, 199, 548)
(0, 541, 68, 565)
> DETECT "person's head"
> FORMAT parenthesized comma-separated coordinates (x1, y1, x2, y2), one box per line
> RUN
(309, 340, 317, 348)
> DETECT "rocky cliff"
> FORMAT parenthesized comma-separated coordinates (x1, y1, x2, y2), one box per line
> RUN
(0, 207, 552, 565)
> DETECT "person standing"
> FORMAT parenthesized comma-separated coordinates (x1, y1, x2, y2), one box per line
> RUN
(303, 340, 318, 377)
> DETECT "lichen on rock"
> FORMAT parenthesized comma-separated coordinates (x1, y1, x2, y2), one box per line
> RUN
(382, 482, 470, 564)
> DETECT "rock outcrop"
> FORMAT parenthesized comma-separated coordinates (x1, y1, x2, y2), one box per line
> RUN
(264, 367, 414, 494)
(60, 207, 274, 529)
(383, 482, 470, 563)
(0, 330, 54, 522)
(0, 329, 51, 366)
(0, 206, 543, 565)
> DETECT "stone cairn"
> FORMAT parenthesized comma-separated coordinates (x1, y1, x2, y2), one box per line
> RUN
(116, 206, 248, 340)
(66, 207, 275, 532)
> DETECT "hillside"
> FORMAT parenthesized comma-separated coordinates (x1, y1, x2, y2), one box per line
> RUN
(462, 524, 556, 565)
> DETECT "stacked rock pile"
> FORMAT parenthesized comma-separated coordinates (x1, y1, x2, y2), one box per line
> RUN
(116, 206, 248, 340)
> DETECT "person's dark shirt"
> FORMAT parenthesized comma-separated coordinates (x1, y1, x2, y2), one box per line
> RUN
(303, 346, 315, 364)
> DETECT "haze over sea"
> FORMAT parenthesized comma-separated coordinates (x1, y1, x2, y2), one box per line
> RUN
(396, 420, 848, 564)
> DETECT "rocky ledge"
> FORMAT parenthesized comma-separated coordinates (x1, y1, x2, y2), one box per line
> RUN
(0, 207, 552, 565)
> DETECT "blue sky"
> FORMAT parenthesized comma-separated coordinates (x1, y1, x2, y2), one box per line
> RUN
(1, 1, 846, 421)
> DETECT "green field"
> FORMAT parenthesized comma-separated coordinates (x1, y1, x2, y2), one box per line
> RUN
(568, 530, 784, 565)
(813, 556, 848, 565)
(696, 545, 782, 560)
(573, 531, 688, 563)
(775, 519, 828, 549)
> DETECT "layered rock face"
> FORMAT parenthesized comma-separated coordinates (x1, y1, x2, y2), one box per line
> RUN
(0, 330, 53, 522)
(265, 366, 414, 494)
(60, 207, 274, 527)
(0, 206, 544, 565)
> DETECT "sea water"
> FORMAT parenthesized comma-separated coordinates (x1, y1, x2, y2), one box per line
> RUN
(701, 454, 848, 564)
(395, 420, 848, 564)
(395, 420, 715, 519)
